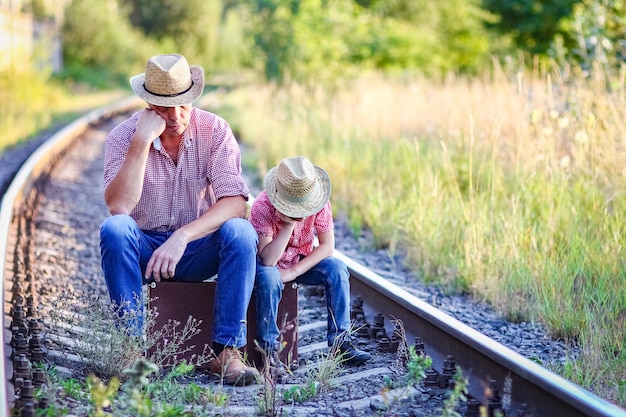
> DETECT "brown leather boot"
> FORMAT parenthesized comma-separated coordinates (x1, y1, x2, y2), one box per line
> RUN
(209, 347, 259, 386)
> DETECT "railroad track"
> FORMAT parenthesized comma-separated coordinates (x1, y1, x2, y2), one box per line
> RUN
(1, 98, 625, 417)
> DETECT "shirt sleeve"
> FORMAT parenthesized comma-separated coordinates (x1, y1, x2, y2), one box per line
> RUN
(249, 192, 276, 237)
(314, 201, 334, 234)
(103, 111, 141, 192)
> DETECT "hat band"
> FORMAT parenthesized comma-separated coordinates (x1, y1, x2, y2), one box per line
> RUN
(143, 81, 194, 98)
(277, 182, 318, 204)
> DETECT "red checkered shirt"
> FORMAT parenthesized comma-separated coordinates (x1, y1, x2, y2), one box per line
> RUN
(249, 191, 334, 269)
(103, 108, 249, 231)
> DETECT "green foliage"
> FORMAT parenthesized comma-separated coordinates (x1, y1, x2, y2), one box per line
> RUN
(405, 345, 432, 386)
(481, 0, 579, 54)
(38, 359, 227, 416)
(439, 369, 469, 417)
(61, 0, 156, 86)
(241, 0, 491, 85)
(283, 381, 319, 403)
(566, 0, 626, 72)
(0, 67, 59, 149)
(88, 374, 121, 417)
(124, 0, 224, 66)
(119, 359, 159, 417)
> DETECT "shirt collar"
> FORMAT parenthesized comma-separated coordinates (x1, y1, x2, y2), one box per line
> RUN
(151, 134, 191, 151)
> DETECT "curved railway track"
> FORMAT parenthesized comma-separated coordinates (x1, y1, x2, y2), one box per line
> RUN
(1, 98, 625, 417)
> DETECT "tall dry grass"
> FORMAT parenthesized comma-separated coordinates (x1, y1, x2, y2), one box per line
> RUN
(218, 65, 626, 405)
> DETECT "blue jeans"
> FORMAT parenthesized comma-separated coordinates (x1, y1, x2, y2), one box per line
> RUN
(254, 256, 350, 350)
(100, 214, 258, 347)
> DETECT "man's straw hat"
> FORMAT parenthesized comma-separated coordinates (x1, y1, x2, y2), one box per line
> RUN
(264, 156, 331, 219)
(130, 54, 204, 106)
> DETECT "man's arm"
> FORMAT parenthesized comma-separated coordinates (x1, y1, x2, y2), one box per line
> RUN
(104, 109, 165, 215)
(145, 195, 248, 282)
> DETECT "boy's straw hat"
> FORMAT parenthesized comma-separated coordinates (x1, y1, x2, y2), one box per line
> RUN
(264, 156, 331, 218)
(130, 54, 204, 106)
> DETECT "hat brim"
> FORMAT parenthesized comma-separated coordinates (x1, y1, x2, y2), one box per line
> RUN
(264, 166, 331, 218)
(130, 65, 205, 106)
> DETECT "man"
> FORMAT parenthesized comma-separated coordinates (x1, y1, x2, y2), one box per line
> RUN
(250, 156, 371, 377)
(100, 53, 259, 385)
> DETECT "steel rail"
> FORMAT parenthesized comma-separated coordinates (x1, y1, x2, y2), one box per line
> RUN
(338, 251, 626, 417)
(0, 96, 142, 414)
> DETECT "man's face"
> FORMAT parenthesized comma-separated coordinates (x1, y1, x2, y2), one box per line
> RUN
(149, 104, 192, 137)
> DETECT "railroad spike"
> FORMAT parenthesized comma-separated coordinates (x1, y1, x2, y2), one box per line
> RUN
(378, 337, 392, 353)
(414, 336, 426, 356)
(424, 368, 439, 387)
(465, 398, 482, 417)
(369, 313, 387, 339)
(350, 295, 371, 338)
(15, 379, 35, 414)
(12, 353, 32, 383)
(487, 379, 504, 417)
(440, 354, 457, 388)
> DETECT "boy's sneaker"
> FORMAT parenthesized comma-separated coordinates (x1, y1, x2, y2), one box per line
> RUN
(336, 341, 371, 366)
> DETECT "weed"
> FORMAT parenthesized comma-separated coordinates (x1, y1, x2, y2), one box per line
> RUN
(87, 374, 120, 417)
(144, 298, 213, 370)
(405, 345, 433, 386)
(47, 289, 212, 380)
(119, 359, 159, 417)
(202, 385, 230, 407)
(439, 369, 469, 417)
(59, 377, 85, 400)
(254, 340, 285, 416)
(283, 380, 319, 404)
(380, 318, 433, 413)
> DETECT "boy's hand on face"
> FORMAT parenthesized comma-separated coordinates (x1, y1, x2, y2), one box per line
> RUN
(275, 210, 303, 226)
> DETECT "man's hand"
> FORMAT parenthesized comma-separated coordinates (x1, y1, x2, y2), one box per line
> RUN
(145, 233, 188, 282)
(135, 108, 166, 145)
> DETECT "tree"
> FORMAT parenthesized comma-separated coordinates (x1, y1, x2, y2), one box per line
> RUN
(62, 0, 153, 85)
(240, 0, 491, 85)
(124, 0, 224, 66)
(481, 0, 580, 55)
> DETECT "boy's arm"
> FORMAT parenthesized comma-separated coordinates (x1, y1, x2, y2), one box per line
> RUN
(280, 229, 335, 283)
(257, 214, 295, 266)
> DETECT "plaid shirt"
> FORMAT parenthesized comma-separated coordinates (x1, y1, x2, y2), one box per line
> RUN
(249, 191, 334, 269)
(103, 108, 249, 231)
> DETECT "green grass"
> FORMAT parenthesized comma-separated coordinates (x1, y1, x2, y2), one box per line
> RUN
(211, 67, 626, 406)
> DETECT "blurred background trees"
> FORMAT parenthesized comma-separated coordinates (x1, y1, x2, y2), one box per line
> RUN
(49, 0, 625, 88)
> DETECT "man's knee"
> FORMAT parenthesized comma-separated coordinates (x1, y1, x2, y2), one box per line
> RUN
(220, 218, 258, 247)
(101, 214, 136, 239)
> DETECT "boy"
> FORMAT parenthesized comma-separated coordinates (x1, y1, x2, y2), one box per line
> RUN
(250, 156, 371, 375)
